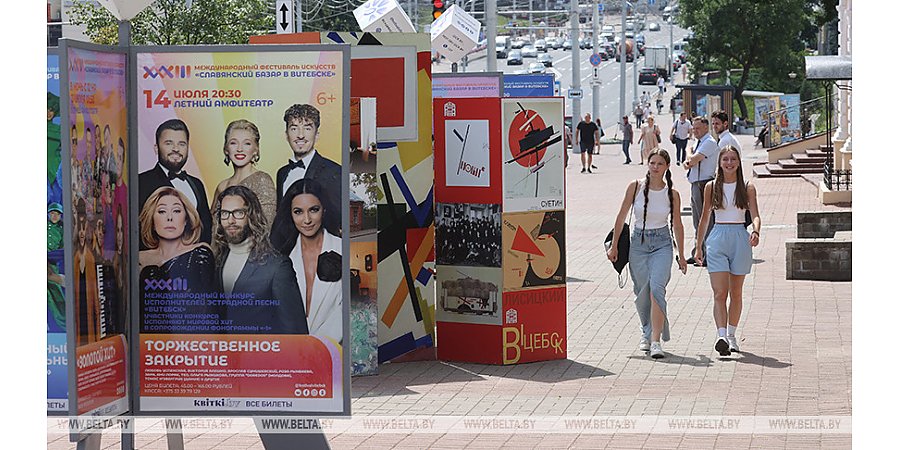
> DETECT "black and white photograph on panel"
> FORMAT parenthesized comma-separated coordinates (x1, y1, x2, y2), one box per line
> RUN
(436, 202, 502, 268)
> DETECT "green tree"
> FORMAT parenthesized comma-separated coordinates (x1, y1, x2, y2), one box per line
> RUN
(69, 0, 273, 45)
(678, 0, 808, 118)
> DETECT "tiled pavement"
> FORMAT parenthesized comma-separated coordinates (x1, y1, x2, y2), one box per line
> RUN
(48, 104, 852, 450)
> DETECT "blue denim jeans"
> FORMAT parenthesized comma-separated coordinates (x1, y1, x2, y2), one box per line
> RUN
(629, 226, 673, 341)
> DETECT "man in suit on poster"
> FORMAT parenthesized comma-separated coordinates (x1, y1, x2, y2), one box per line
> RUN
(212, 185, 309, 334)
(138, 118, 213, 246)
(275, 104, 341, 233)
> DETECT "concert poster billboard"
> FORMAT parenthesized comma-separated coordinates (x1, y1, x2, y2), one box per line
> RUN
(61, 43, 130, 419)
(133, 46, 350, 415)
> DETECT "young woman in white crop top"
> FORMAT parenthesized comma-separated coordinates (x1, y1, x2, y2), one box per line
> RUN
(608, 149, 688, 359)
(694, 146, 761, 356)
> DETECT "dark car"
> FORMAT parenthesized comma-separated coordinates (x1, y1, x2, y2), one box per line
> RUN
(601, 43, 617, 59)
(639, 68, 659, 85)
(507, 50, 523, 65)
(538, 53, 553, 67)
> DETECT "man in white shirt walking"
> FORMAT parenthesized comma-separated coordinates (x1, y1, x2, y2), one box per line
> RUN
(670, 112, 693, 165)
(683, 116, 719, 266)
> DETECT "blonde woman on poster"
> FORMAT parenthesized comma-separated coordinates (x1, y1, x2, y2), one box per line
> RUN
(270, 179, 342, 343)
(213, 119, 277, 226)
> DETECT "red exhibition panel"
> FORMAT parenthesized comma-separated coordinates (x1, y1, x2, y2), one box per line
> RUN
(351, 57, 406, 127)
(501, 287, 567, 364)
(436, 321, 502, 365)
(433, 97, 502, 205)
(75, 335, 128, 415)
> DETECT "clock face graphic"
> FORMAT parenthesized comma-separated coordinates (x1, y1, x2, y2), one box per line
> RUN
(502, 210, 566, 291)
(445, 119, 490, 187)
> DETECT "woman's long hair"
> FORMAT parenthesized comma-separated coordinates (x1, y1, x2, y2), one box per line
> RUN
(640, 148, 674, 244)
(711, 146, 749, 210)
(211, 185, 273, 266)
(270, 178, 332, 256)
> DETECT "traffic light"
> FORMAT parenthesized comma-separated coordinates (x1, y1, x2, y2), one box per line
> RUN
(432, 0, 445, 20)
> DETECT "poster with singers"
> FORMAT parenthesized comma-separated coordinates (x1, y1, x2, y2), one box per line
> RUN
(63, 45, 130, 418)
(134, 47, 349, 414)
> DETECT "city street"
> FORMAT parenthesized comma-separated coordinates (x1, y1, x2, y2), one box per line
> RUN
(47, 104, 853, 449)
(434, 14, 690, 132)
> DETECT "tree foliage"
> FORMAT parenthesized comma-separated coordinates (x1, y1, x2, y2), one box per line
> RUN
(677, 0, 809, 118)
(69, 0, 274, 46)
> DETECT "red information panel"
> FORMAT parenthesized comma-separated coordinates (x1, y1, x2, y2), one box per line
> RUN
(436, 321, 502, 365)
(75, 336, 128, 415)
(139, 335, 339, 411)
(501, 287, 567, 364)
(434, 97, 502, 205)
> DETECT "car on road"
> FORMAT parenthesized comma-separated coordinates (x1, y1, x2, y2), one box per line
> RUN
(511, 39, 526, 49)
(528, 62, 546, 74)
(535, 39, 547, 52)
(600, 32, 615, 43)
(580, 38, 593, 50)
(522, 45, 538, 58)
(563, 39, 573, 50)
(548, 37, 560, 50)
(538, 53, 553, 67)
(600, 43, 617, 59)
(648, 22, 661, 31)
(602, 25, 614, 33)
(507, 50, 523, 65)
(638, 68, 660, 85)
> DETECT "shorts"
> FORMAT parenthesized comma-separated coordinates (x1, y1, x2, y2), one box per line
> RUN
(706, 224, 752, 275)
(578, 141, 594, 154)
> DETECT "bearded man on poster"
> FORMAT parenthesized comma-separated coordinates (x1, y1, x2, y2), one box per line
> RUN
(138, 118, 213, 246)
(212, 185, 309, 335)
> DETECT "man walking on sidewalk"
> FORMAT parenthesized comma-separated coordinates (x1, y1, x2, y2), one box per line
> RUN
(671, 112, 692, 165)
(621, 116, 634, 165)
(575, 113, 600, 173)
(683, 116, 718, 265)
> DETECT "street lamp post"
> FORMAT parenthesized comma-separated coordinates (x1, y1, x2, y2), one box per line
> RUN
(570, 0, 581, 125)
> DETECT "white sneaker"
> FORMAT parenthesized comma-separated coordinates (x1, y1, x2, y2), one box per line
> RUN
(649, 342, 665, 359)
(726, 335, 740, 353)
(639, 337, 651, 352)
(715, 337, 732, 356)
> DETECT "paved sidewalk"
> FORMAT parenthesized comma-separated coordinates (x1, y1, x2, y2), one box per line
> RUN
(48, 105, 852, 450)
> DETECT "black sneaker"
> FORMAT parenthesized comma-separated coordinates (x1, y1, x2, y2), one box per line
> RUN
(715, 337, 732, 356)
(591, 165, 598, 169)
(581, 168, 586, 173)
(587, 168, 592, 173)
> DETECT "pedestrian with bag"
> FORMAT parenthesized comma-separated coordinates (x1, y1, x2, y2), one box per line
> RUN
(693, 145, 761, 356)
(607, 149, 688, 359)
(634, 103, 645, 128)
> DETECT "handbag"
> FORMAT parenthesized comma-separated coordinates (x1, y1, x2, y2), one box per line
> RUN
(654, 125, 661, 144)
(604, 181, 639, 288)
(669, 133, 676, 144)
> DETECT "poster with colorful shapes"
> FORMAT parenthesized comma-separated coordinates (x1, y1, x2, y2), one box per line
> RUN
(501, 287, 567, 364)
(501, 210, 566, 291)
(434, 97, 502, 205)
(501, 97, 565, 213)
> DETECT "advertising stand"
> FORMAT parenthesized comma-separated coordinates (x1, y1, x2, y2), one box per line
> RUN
(60, 38, 351, 448)
(434, 97, 567, 365)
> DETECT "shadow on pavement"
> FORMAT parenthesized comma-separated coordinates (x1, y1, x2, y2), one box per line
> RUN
(566, 276, 593, 283)
(731, 351, 793, 369)
(626, 353, 714, 367)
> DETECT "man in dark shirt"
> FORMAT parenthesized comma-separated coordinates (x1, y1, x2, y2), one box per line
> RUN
(574, 113, 600, 173)
(621, 116, 634, 164)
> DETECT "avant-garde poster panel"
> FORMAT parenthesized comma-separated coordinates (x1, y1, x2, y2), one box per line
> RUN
(64, 46, 130, 418)
(436, 265, 502, 326)
(135, 48, 347, 414)
(47, 51, 68, 413)
(501, 287, 567, 364)
(252, 31, 436, 364)
(433, 97, 502, 205)
(500, 98, 565, 213)
(501, 210, 566, 292)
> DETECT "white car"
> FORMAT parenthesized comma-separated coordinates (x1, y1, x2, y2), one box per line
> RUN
(528, 62, 546, 74)
(522, 46, 538, 58)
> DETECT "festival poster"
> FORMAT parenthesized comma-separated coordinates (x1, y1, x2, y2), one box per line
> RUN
(779, 94, 802, 143)
(501, 210, 566, 292)
(501, 287, 567, 364)
(135, 48, 348, 413)
(436, 265, 502, 326)
(500, 97, 565, 213)
(502, 74, 555, 97)
(63, 46, 130, 418)
(47, 51, 68, 413)
(434, 97, 502, 205)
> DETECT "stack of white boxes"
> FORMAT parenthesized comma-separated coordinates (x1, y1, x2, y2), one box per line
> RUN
(430, 5, 481, 63)
(353, 0, 415, 33)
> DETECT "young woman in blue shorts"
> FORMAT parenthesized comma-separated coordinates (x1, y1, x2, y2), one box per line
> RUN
(694, 146, 761, 356)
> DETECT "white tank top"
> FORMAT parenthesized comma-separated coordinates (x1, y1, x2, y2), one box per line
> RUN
(633, 181, 671, 229)
(715, 182, 746, 223)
